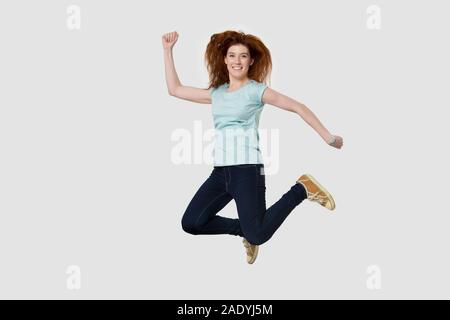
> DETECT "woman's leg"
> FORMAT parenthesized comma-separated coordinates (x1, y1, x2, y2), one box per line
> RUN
(181, 167, 242, 236)
(228, 164, 307, 245)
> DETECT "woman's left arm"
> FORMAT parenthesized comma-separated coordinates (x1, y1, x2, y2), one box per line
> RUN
(262, 88, 343, 148)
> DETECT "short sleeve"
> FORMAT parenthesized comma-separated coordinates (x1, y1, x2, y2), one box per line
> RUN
(252, 82, 268, 106)
(209, 86, 217, 99)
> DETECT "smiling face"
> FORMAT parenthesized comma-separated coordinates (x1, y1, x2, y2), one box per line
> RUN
(224, 44, 254, 80)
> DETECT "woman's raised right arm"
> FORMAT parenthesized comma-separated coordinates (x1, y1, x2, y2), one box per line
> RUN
(162, 31, 211, 104)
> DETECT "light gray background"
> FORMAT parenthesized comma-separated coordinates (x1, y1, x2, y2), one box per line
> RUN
(0, 0, 449, 299)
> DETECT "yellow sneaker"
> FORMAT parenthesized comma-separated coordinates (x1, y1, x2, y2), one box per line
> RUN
(297, 173, 336, 210)
(243, 238, 259, 264)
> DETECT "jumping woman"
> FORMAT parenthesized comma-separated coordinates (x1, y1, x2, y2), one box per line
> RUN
(162, 30, 344, 264)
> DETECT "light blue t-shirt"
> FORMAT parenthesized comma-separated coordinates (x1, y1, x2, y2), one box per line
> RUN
(210, 79, 268, 166)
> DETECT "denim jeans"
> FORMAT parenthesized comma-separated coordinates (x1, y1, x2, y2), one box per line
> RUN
(181, 164, 307, 245)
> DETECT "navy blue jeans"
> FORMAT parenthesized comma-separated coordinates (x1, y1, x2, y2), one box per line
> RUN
(181, 164, 307, 245)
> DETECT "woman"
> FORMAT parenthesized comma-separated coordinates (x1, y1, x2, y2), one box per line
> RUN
(162, 30, 343, 264)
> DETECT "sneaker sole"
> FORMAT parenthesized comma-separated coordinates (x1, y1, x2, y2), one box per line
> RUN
(248, 246, 259, 264)
(304, 174, 336, 210)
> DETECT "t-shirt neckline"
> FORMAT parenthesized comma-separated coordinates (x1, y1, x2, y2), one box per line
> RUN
(224, 80, 253, 94)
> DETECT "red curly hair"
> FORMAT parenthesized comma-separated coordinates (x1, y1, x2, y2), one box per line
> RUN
(204, 30, 272, 90)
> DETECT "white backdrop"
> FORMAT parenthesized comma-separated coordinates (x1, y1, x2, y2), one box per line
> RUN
(0, 0, 449, 299)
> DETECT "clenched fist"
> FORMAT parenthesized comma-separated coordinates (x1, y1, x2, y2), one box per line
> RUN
(162, 31, 179, 50)
(328, 135, 344, 149)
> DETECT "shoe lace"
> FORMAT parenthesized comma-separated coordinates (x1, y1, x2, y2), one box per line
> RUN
(308, 191, 328, 205)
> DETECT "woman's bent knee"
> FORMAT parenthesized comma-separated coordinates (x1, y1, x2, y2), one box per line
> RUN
(181, 215, 200, 235)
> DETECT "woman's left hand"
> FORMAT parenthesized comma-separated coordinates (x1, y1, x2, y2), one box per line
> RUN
(328, 135, 343, 149)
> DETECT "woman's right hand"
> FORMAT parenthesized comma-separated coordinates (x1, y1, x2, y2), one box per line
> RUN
(162, 31, 179, 50)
